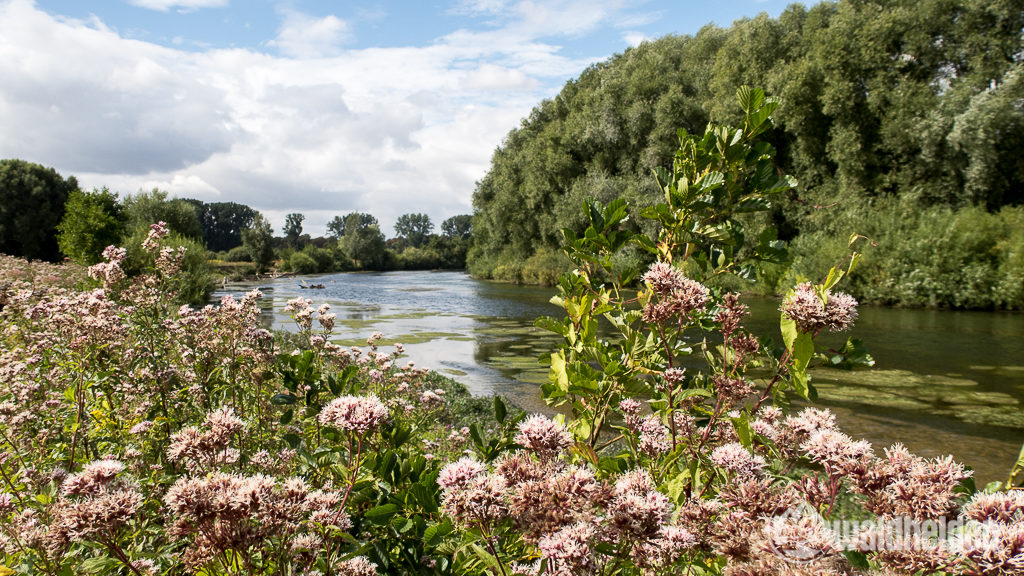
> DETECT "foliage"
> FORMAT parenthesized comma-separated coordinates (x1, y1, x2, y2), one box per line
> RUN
(0, 234, 513, 575)
(284, 213, 305, 247)
(121, 223, 214, 305)
(326, 215, 347, 239)
(424, 87, 1010, 576)
(184, 200, 259, 253)
(0, 158, 78, 261)
(395, 213, 434, 248)
(468, 0, 1024, 308)
(242, 214, 275, 274)
(57, 187, 125, 265)
(122, 189, 203, 241)
(340, 213, 387, 270)
(785, 201, 1024, 309)
(441, 215, 473, 239)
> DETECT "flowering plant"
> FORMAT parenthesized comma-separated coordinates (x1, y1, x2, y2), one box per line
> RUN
(429, 88, 1023, 576)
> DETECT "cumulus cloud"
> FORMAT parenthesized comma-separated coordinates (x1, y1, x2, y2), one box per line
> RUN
(0, 0, 650, 234)
(623, 31, 649, 46)
(268, 11, 352, 58)
(126, 0, 229, 12)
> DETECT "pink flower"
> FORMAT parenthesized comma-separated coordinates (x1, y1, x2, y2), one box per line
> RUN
(780, 282, 858, 333)
(437, 457, 486, 490)
(515, 414, 572, 458)
(710, 443, 766, 476)
(318, 395, 388, 434)
(337, 556, 378, 576)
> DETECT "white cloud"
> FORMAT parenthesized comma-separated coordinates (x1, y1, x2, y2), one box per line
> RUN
(126, 0, 229, 13)
(268, 12, 351, 58)
(623, 31, 649, 47)
(0, 0, 644, 235)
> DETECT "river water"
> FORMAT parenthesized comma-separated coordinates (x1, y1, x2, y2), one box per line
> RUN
(212, 270, 1024, 485)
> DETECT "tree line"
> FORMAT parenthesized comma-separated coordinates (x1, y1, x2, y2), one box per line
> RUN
(0, 157, 472, 303)
(470, 0, 1024, 308)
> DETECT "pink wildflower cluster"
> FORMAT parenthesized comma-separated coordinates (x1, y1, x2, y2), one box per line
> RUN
(515, 414, 573, 459)
(641, 261, 710, 324)
(167, 407, 246, 472)
(141, 221, 169, 253)
(88, 245, 127, 287)
(49, 459, 143, 555)
(780, 282, 859, 333)
(164, 472, 348, 571)
(318, 394, 389, 434)
(438, 415, 696, 573)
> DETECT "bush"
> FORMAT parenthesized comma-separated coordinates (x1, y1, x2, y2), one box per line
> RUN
(519, 247, 571, 285)
(288, 250, 318, 274)
(225, 245, 252, 262)
(786, 200, 1024, 309)
(120, 222, 213, 305)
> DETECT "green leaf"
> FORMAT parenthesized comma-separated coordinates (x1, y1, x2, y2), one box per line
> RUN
(822, 266, 844, 291)
(780, 314, 798, 352)
(549, 351, 570, 394)
(279, 408, 293, 425)
(469, 544, 502, 575)
(282, 433, 302, 449)
(363, 503, 399, 522)
(493, 396, 507, 424)
(423, 521, 454, 547)
(733, 412, 752, 449)
(271, 393, 297, 405)
(468, 423, 485, 448)
(791, 332, 814, 400)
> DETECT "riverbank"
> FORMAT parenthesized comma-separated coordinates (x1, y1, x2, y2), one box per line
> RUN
(214, 269, 1024, 484)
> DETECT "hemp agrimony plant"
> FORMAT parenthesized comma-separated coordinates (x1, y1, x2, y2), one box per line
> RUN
(431, 89, 1020, 576)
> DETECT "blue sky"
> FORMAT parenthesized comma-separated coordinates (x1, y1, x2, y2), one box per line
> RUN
(4, 0, 799, 235)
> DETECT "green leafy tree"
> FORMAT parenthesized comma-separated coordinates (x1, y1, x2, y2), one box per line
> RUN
(467, 0, 1024, 308)
(57, 187, 125, 264)
(440, 214, 472, 239)
(123, 189, 203, 240)
(340, 212, 386, 269)
(183, 200, 259, 252)
(394, 213, 433, 247)
(242, 214, 275, 274)
(326, 215, 346, 239)
(284, 213, 305, 247)
(0, 158, 78, 261)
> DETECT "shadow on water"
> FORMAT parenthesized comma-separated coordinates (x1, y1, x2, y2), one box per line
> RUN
(213, 271, 1024, 485)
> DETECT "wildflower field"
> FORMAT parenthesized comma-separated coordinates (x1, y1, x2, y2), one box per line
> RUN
(1, 90, 1021, 576)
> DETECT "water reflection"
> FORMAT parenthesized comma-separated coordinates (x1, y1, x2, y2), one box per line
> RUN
(212, 271, 1024, 484)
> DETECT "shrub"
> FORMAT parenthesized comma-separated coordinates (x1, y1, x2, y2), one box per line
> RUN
(225, 245, 252, 262)
(288, 250, 318, 274)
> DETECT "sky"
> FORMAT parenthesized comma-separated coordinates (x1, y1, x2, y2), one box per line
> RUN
(0, 0, 798, 237)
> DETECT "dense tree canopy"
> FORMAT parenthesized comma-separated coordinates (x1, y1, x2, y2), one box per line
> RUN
(339, 212, 387, 270)
(0, 159, 78, 261)
(242, 214, 275, 273)
(183, 200, 258, 252)
(284, 213, 305, 247)
(57, 187, 125, 264)
(394, 213, 433, 247)
(469, 0, 1024, 308)
(441, 214, 473, 239)
(123, 190, 203, 240)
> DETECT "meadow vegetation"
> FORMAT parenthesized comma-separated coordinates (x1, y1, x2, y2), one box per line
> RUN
(0, 87, 1020, 576)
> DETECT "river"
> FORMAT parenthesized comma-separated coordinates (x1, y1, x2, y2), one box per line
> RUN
(212, 270, 1024, 485)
